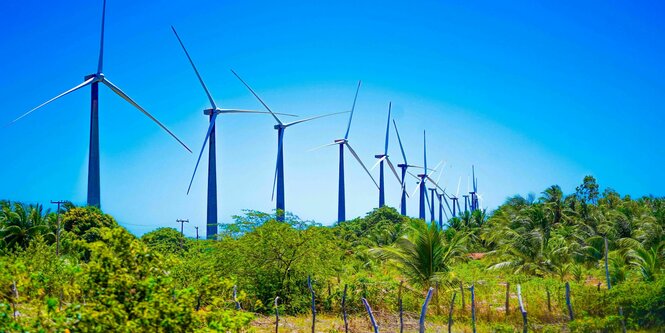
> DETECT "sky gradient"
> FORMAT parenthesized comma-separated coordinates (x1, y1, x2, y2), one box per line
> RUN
(1, 0, 663, 236)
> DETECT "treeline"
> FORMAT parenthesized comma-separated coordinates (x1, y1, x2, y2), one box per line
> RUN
(0, 176, 663, 332)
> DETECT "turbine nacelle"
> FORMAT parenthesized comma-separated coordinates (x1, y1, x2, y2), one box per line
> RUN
(374, 154, 387, 159)
(334, 139, 347, 144)
(84, 73, 105, 83)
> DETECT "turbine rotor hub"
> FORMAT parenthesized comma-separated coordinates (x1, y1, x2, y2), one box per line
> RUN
(203, 109, 220, 115)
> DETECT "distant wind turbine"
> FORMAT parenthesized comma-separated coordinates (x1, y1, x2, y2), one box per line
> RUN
(10, 0, 191, 209)
(371, 103, 403, 208)
(312, 81, 379, 222)
(231, 70, 347, 221)
(463, 176, 470, 214)
(470, 165, 479, 212)
(449, 177, 462, 217)
(172, 27, 294, 238)
(392, 119, 419, 216)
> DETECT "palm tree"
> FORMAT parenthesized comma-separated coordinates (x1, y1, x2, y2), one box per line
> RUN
(371, 219, 468, 288)
(627, 243, 664, 282)
(0, 201, 51, 249)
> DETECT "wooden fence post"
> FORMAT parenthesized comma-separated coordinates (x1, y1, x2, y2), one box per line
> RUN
(505, 282, 510, 316)
(517, 284, 527, 333)
(342, 284, 349, 333)
(470, 284, 476, 333)
(11, 280, 18, 319)
(274, 296, 280, 333)
(362, 298, 379, 333)
(398, 281, 404, 333)
(308, 276, 316, 333)
(460, 281, 465, 313)
(565, 282, 574, 321)
(448, 292, 457, 333)
(419, 287, 434, 333)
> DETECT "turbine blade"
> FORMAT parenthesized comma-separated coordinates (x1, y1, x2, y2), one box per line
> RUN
(344, 80, 361, 140)
(187, 113, 218, 194)
(392, 119, 408, 165)
(345, 142, 379, 189)
(171, 26, 217, 109)
(8, 77, 95, 125)
(218, 109, 298, 117)
(473, 165, 477, 192)
(97, 0, 106, 74)
(384, 102, 391, 155)
(427, 175, 446, 194)
(101, 78, 192, 153)
(425, 188, 432, 213)
(370, 156, 386, 171)
(456, 176, 461, 197)
(411, 180, 422, 197)
(230, 70, 282, 125)
(423, 130, 427, 173)
(386, 157, 408, 197)
(435, 161, 446, 184)
(432, 160, 444, 172)
(407, 170, 421, 181)
(284, 111, 348, 128)
(308, 142, 337, 152)
(409, 164, 437, 172)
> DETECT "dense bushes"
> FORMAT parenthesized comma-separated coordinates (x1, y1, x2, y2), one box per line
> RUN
(0, 176, 663, 331)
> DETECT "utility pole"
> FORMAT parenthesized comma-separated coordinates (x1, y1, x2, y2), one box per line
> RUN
(176, 219, 189, 249)
(195, 226, 199, 240)
(50, 200, 66, 256)
(50, 200, 66, 311)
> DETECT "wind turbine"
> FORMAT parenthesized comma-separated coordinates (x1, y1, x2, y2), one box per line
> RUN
(431, 162, 452, 227)
(417, 131, 430, 220)
(469, 165, 478, 212)
(425, 161, 444, 223)
(463, 176, 470, 214)
(371, 103, 402, 208)
(392, 119, 417, 216)
(449, 177, 462, 217)
(172, 27, 293, 239)
(10, 0, 191, 209)
(313, 81, 378, 222)
(406, 133, 443, 220)
(231, 70, 347, 221)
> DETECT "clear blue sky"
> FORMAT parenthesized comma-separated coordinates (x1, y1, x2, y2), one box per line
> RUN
(1, 0, 663, 236)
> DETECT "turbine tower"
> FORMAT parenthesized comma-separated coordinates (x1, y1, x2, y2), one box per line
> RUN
(11, 0, 191, 208)
(231, 71, 347, 221)
(172, 27, 290, 239)
(417, 131, 429, 220)
(314, 81, 378, 222)
(429, 187, 437, 222)
(371, 103, 402, 208)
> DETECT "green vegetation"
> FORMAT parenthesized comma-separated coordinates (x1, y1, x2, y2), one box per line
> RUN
(0, 176, 663, 332)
